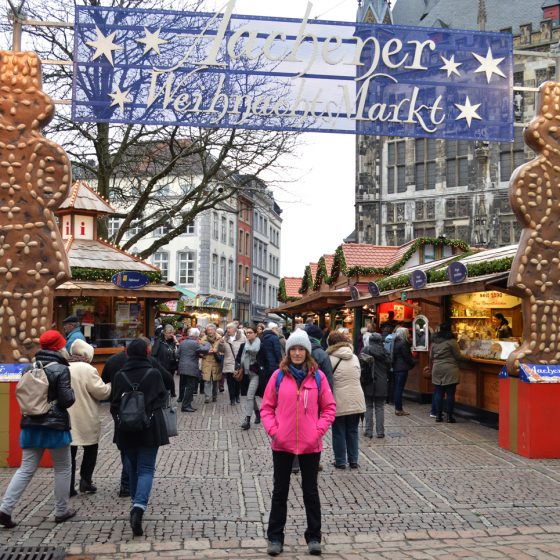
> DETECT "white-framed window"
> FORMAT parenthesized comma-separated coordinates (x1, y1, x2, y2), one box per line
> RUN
(211, 254, 218, 288)
(212, 212, 219, 240)
(227, 259, 234, 291)
(108, 218, 121, 239)
(155, 224, 169, 236)
(177, 252, 195, 285)
(221, 216, 227, 243)
(185, 220, 196, 235)
(228, 220, 234, 246)
(219, 256, 226, 290)
(152, 252, 169, 281)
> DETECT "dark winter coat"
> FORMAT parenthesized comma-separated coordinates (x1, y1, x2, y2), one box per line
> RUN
(101, 350, 174, 393)
(177, 337, 210, 377)
(20, 349, 75, 431)
(310, 338, 334, 389)
(259, 330, 283, 379)
(152, 337, 178, 373)
(361, 340, 389, 399)
(110, 357, 169, 449)
(392, 338, 415, 373)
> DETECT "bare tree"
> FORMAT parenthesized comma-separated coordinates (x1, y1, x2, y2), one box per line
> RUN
(2, 0, 299, 258)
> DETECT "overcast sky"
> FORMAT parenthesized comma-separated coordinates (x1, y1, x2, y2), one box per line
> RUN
(203, 0, 359, 278)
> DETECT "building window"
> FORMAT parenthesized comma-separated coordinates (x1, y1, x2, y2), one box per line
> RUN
(446, 198, 456, 218)
(396, 203, 405, 222)
(386, 203, 394, 223)
(221, 216, 227, 243)
(228, 220, 234, 246)
(446, 140, 469, 188)
(500, 128, 526, 182)
(155, 224, 169, 236)
(178, 252, 195, 285)
(426, 199, 436, 220)
(211, 254, 218, 288)
(238, 229, 243, 253)
(212, 212, 219, 240)
(108, 218, 121, 239)
(219, 257, 226, 290)
(227, 259, 234, 292)
(415, 139, 437, 191)
(245, 266, 250, 292)
(238, 264, 243, 293)
(387, 140, 406, 194)
(185, 221, 195, 235)
(245, 232, 250, 256)
(152, 252, 169, 281)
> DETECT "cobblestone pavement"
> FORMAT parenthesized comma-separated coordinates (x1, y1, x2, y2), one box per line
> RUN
(2, 386, 560, 558)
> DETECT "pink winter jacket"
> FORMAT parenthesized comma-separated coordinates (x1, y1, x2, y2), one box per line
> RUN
(260, 368, 336, 455)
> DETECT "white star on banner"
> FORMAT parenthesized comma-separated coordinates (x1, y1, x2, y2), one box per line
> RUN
(455, 96, 482, 127)
(440, 54, 462, 78)
(85, 26, 122, 66)
(472, 48, 506, 83)
(136, 27, 168, 55)
(108, 86, 131, 111)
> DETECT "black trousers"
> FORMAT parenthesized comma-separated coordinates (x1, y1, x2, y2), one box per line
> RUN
(70, 444, 99, 489)
(225, 372, 240, 403)
(181, 376, 198, 410)
(268, 451, 321, 545)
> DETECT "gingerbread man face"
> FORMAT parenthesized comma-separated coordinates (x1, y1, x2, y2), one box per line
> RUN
(0, 51, 71, 362)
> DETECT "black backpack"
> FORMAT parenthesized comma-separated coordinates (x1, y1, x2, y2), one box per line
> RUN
(117, 370, 153, 432)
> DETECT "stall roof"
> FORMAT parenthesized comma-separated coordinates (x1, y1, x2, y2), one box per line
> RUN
(348, 245, 518, 307)
(68, 239, 159, 272)
(283, 277, 303, 300)
(58, 181, 114, 215)
(269, 288, 350, 315)
(55, 280, 181, 299)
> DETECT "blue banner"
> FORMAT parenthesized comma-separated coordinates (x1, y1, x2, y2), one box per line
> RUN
(72, 2, 513, 141)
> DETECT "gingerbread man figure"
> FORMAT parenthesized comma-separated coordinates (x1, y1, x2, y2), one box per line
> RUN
(507, 81, 560, 374)
(0, 51, 71, 363)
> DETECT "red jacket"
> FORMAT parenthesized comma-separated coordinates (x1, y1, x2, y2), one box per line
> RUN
(260, 368, 336, 455)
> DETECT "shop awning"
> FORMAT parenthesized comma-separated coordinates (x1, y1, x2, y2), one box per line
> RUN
(269, 289, 350, 315)
(56, 280, 182, 299)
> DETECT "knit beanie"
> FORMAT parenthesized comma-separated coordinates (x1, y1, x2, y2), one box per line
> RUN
(369, 332, 382, 344)
(305, 324, 323, 341)
(39, 330, 66, 351)
(126, 338, 148, 358)
(285, 329, 312, 355)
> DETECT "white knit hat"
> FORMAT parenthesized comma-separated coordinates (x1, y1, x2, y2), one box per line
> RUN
(285, 329, 312, 354)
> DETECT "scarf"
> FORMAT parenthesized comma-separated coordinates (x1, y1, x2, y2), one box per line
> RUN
(288, 364, 307, 388)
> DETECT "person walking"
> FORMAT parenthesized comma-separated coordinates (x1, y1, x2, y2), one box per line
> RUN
(151, 325, 178, 393)
(110, 338, 169, 536)
(392, 327, 415, 416)
(67, 339, 111, 497)
(360, 333, 388, 439)
(327, 331, 366, 469)
(260, 330, 336, 557)
(218, 323, 246, 405)
(200, 324, 222, 404)
(177, 328, 209, 412)
(240, 325, 261, 430)
(0, 330, 76, 528)
(62, 315, 86, 352)
(430, 323, 469, 423)
(305, 324, 334, 389)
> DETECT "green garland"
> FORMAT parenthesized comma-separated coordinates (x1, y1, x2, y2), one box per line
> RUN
(71, 267, 163, 283)
(313, 256, 330, 290)
(329, 237, 470, 283)
(299, 265, 314, 294)
(376, 256, 514, 292)
(278, 278, 300, 303)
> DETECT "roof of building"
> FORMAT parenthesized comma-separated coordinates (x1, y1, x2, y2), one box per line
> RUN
(542, 0, 560, 9)
(58, 181, 114, 215)
(283, 277, 303, 299)
(66, 238, 158, 272)
(391, 0, 544, 33)
(309, 263, 318, 283)
(341, 243, 401, 268)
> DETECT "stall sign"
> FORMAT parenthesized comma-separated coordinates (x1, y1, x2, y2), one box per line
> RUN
(453, 291, 519, 310)
(111, 271, 150, 289)
(350, 286, 360, 300)
(368, 282, 380, 297)
(0, 363, 27, 382)
(72, 3, 513, 141)
(519, 364, 560, 384)
(447, 262, 468, 283)
(410, 269, 427, 289)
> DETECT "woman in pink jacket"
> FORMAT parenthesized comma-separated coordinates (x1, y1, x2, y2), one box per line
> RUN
(260, 329, 336, 557)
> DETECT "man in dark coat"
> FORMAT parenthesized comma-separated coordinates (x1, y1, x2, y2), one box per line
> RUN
(305, 324, 334, 389)
(258, 323, 283, 387)
(110, 338, 169, 537)
(151, 324, 178, 376)
(177, 328, 210, 412)
(360, 333, 389, 438)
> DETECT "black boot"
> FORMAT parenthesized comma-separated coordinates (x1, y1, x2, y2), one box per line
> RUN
(79, 479, 97, 494)
(254, 410, 261, 424)
(130, 506, 144, 536)
(446, 415, 456, 423)
(0, 511, 16, 528)
(241, 416, 251, 430)
(435, 415, 443, 423)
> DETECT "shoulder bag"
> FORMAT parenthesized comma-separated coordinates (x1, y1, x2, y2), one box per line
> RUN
(162, 390, 178, 437)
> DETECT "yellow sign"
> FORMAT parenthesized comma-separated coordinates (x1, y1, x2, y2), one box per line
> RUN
(453, 291, 520, 310)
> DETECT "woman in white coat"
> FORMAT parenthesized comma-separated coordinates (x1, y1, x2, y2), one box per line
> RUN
(327, 331, 366, 470)
(68, 339, 111, 496)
